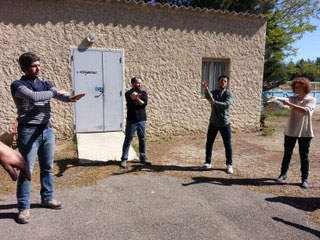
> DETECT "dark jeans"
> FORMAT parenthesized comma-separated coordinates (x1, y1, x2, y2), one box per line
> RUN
(121, 121, 147, 161)
(280, 135, 312, 180)
(205, 123, 232, 165)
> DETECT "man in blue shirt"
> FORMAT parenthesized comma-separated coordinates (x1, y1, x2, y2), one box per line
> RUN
(11, 52, 85, 224)
(201, 75, 234, 174)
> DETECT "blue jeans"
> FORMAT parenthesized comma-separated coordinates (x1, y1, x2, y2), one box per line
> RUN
(205, 123, 232, 165)
(17, 126, 55, 210)
(280, 135, 312, 180)
(121, 121, 146, 161)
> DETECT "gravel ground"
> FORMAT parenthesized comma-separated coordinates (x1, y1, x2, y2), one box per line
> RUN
(0, 173, 319, 240)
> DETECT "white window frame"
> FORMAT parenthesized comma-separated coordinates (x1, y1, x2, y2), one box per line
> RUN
(201, 59, 228, 97)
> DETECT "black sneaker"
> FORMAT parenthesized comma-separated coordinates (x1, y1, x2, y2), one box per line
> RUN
(276, 174, 287, 182)
(140, 159, 151, 165)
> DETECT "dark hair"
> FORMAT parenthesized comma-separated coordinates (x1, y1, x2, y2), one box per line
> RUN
(131, 76, 142, 84)
(291, 77, 312, 94)
(18, 52, 40, 72)
(218, 75, 229, 82)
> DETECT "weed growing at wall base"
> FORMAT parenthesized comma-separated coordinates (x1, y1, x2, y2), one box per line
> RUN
(261, 126, 276, 136)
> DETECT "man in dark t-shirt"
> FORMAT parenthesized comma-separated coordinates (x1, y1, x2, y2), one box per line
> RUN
(120, 76, 150, 168)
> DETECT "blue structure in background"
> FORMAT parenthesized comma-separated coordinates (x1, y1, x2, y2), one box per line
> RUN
(263, 81, 320, 104)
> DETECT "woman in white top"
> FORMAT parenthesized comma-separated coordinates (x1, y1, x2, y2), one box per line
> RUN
(268, 77, 316, 189)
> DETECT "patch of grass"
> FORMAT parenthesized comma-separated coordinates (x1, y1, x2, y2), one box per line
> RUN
(149, 138, 161, 143)
(261, 126, 276, 136)
(55, 140, 78, 160)
(260, 103, 289, 135)
(262, 101, 289, 118)
(265, 108, 290, 118)
(149, 135, 173, 143)
(162, 135, 173, 141)
(310, 210, 320, 225)
(312, 112, 320, 124)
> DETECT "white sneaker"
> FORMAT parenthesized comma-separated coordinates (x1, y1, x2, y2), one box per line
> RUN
(120, 161, 127, 169)
(301, 179, 308, 189)
(41, 199, 63, 209)
(227, 164, 233, 174)
(17, 209, 30, 224)
(202, 162, 212, 169)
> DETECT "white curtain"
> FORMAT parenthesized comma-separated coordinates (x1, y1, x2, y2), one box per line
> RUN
(201, 60, 226, 97)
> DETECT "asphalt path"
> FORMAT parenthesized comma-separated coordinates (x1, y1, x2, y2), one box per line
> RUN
(0, 173, 319, 239)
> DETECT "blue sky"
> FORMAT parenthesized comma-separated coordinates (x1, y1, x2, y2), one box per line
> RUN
(285, 18, 320, 62)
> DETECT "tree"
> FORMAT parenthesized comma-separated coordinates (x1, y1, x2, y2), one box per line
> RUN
(281, 58, 320, 83)
(263, 0, 319, 90)
(144, 0, 320, 90)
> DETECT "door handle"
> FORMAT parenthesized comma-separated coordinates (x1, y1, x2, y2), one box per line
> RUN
(95, 92, 103, 98)
(94, 87, 104, 98)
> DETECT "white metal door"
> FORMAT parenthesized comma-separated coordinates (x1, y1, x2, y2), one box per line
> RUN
(103, 51, 123, 131)
(72, 48, 123, 133)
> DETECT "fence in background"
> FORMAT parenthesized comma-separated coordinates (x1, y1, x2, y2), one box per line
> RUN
(263, 81, 320, 104)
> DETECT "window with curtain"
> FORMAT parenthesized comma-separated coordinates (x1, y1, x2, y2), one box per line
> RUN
(201, 60, 227, 97)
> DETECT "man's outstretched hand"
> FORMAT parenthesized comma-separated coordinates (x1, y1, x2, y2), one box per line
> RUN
(69, 93, 86, 102)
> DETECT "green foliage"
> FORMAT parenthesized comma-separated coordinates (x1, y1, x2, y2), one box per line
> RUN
(189, 0, 274, 14)
(145, 0, 320, 90)
(263, 0, 319, 90)
(283, 58, 320, 81)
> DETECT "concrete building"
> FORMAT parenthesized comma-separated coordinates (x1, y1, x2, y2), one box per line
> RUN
(0, 0, 267, 139)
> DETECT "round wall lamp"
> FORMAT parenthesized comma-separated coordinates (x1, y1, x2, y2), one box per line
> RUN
(87, 33, 97, 43)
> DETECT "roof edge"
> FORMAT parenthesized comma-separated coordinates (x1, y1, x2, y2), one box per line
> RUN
(106, 0, 268, 21)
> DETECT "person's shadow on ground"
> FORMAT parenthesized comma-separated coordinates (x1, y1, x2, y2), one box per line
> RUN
(272, 217, 320, 238)
(0, 203, 42, 222)
(54, 158, 120, 177)
(114, 163, 300, 188)
(266, 196, 320, 212)
(113, 162, 226, 175)
(181, 176, 293, 187)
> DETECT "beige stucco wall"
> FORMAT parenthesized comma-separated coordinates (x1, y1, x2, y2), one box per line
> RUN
(0, 0, 266, 139)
